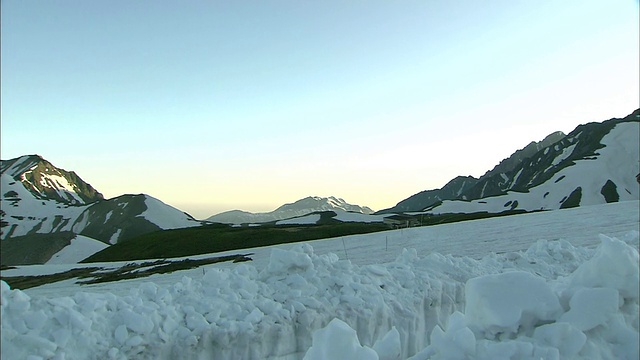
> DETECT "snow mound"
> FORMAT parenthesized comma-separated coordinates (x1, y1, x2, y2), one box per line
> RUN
(568, 234, 640, 299)
(1, 234, 638, 360)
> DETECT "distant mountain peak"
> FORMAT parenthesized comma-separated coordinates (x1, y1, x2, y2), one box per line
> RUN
(1, 155, 202, 260)
(275, 196, 373, 214)
(208, 196, 374, 224)
(1, 155, 104, 205)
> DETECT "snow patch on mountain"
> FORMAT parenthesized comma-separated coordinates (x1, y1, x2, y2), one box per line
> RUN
(45, 235, 109, 264)
(1, 174, 88, 240)
(139, 196, 201, 230)
(107, 229, 120, 245)
(551, 143, 577, 166)
(29, 172, 83, 204)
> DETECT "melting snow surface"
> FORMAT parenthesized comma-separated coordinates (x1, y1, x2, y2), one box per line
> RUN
(1, 202, 638, 360)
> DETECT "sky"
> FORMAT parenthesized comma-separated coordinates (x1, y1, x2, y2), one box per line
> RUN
(1, 0, 638, 220)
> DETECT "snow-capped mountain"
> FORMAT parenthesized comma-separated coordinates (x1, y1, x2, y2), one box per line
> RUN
(480, 130, 565, 179)
(207, 196, 375, 224)
(70, 194, 202, 245)
(1, 155, 104, 205)
(378, 132, 566, 214)
(1, 155, 203, 264)
(381, 109, 640, 214)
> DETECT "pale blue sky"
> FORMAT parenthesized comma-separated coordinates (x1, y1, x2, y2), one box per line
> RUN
(2, 0, 638, 219)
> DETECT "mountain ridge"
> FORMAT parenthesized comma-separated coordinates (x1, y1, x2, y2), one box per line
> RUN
(1, 154, 104, 205)
(376, 131, 566, 214)
(379, 109, 640, 214)
(206, 196, 374, 225)
(3, 108, 638, 264)
(1, 156, 203, 265)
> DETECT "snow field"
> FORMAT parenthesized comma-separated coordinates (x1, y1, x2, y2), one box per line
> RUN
(2, 230, 638, 360)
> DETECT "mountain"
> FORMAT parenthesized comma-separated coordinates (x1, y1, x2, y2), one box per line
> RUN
(1, 155, 104, 205)
(1, 155, 203, 265)
(480, 131, 565, 179)
(377, 132, 566, 214)
(70, 194, 202, 244)
(376, 176, 479, 213)
(207, 196, 375, 224)
(381, 109, 640, 214)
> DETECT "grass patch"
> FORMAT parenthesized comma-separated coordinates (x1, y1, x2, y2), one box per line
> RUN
(1, 267, 101, 290)
(1, 231, 76, 266)
(419, 209, 533, 226)
(82, 222, 390, 263)
(82, 210, 538, 263)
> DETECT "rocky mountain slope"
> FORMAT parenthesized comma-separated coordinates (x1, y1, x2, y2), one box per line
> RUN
(1, 155, 104, 205)
(1, 155, 202, 265)
(207, 196, 374, 225)
(378, 132, 566, 214)
(380, 109, 640, 214)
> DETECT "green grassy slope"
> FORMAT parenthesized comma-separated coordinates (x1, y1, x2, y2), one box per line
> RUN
(82, 209, 535, 263)
(81, 222, 389, 263)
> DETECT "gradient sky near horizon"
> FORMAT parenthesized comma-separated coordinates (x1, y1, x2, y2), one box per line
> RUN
(2, 0, 639, 220)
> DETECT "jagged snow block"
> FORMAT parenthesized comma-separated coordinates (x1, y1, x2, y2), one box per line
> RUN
(569, 234, 640, 299)
(533, 322, 586, 357)
(465, 271, 563, 337)
(372, 326, 401, 360)
(559, 287, 620, 331)
(266, 245, 315, 275)
(427, 311, 476, 359)
(303, 318, 379, 360)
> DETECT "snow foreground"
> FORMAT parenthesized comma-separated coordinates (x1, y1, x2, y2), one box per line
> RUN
(2, 233, 639, 360)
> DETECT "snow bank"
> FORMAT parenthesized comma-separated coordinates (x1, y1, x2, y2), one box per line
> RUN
(407, 234, 639, 360)
(2, 233, 638, 360)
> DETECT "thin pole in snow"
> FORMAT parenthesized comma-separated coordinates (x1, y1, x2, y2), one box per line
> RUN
(342, 237, 349, 260)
